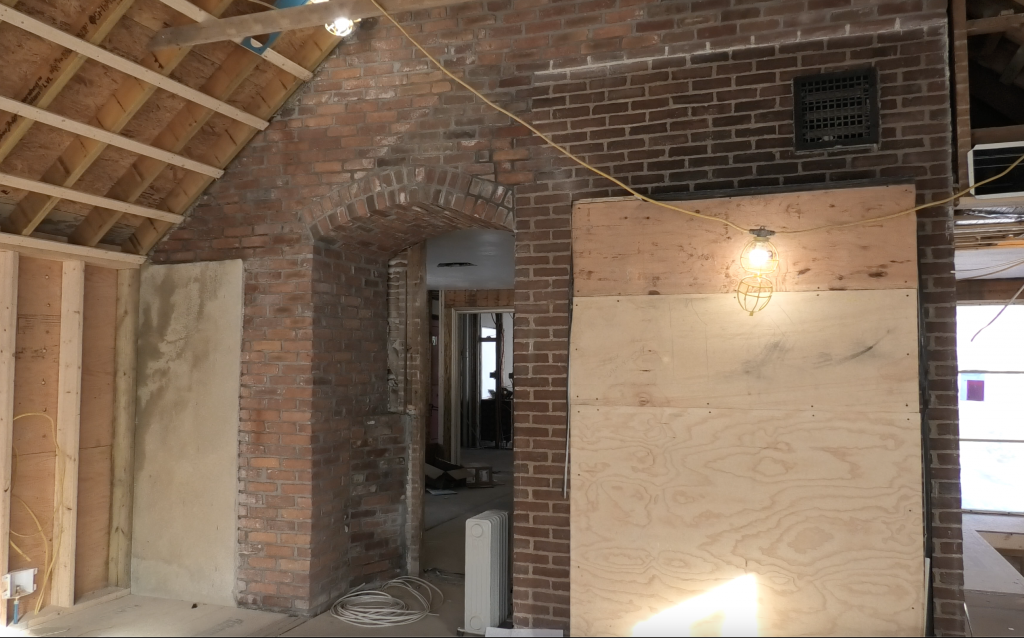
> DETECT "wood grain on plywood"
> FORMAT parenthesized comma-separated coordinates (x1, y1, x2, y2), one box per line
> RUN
(8, 452, 56, 614)
(569, 404, 925, 636)
(81, 267, 116, 450)
(572, 185, 918, 297)
(569, 290, 920, 413)
(75, 445, 111, 600)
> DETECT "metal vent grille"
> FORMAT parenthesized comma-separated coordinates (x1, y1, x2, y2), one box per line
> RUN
(793, 68, 879, 151)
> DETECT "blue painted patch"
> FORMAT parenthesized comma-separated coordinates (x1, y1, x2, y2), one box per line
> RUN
(239, 0, 314, 56)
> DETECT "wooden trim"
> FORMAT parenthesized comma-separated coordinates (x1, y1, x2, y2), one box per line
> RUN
(442, 289, 515, 309)
(155, 0, 313, 80)
(0, 233, 146, 270)
(956, 194, 1024, 209)
(0, 95, 223, 178)
(108, 269, 139, 588)
(0, 0, 137, 165)
(0, 250, 16, 626)
(970, 125, 1024, 146)
(149, 0, 458, 49)
(966, 14, 1024, 36)
(0, 172, 183, 225)
(124, 28, 343, 254)
(0, 5, 268, 131)
(51, 261, 84, 608)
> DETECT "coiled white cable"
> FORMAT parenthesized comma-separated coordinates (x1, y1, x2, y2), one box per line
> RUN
(330, 576, 443, 627)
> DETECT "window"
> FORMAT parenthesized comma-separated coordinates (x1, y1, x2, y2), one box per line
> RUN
(957, 305, 1024, 513)
(793, 68, 879, 151)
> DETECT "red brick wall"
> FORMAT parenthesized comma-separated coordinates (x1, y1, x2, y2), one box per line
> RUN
(153, 0, 963, 634)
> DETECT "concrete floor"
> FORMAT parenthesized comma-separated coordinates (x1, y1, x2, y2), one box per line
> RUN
(22, 448, 513, 637)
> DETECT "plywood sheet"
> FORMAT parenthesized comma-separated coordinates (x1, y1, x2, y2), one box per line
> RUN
(572, 185, 918, 297)
(569, 404, 925, 636)
(81, 266, 116, 450)
(570, 290, 920, 413)
(8, 452, 55, 614)
(75, 445, 112, 600)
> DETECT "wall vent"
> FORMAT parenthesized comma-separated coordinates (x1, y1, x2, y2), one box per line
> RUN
(793, 68, 879, 151)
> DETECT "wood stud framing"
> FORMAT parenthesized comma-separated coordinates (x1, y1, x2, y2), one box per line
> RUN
(51, 261, 85, 608)
(0, 0, 347, 259)
(0, 251, 16, 626)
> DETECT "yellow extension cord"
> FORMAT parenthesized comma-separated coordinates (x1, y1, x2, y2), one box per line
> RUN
(369, 0, 1024, 237)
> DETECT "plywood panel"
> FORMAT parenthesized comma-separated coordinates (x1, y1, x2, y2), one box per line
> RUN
(572, 185, 918, 297)
(8, 452, 56, 615)
(75, 445, 111, 600)
(569, 404, 925, 637)
(80, 266, 116, 450)
(570, 290, 920, 413)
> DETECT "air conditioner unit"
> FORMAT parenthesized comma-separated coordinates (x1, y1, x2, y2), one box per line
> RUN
(968, 141, 1024, 199)
(464, 510, 510, 635)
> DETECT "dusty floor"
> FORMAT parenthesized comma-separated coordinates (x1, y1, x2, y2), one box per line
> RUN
(21, 448, 514, 638)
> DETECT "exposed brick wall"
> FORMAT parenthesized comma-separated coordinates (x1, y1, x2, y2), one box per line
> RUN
(153, 0, 963, 634)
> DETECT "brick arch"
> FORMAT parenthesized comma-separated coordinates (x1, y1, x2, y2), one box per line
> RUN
(299, 166, 514, 254)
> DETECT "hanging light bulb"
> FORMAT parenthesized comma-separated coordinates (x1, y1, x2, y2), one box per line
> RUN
(736, 227, 779, 316)
(308, 0, 358, 37)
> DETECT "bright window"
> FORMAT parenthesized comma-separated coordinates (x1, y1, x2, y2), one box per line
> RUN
(957, 306, 1024, 513)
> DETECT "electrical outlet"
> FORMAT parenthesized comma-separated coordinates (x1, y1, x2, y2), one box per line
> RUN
(1, 568, 37, 599)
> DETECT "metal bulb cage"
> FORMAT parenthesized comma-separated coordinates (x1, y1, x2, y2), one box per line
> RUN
(325, 17, 357, 37)
(736, 275, 774, 316)
(738, 237, 779, 275)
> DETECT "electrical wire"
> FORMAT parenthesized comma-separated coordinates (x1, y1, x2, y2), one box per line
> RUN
(330, 576, 443, 627)
(369, 0, 1024, 237)
(970, 279, 1024, 342)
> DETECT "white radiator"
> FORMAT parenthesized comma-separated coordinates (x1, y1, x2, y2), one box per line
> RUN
(464, 509, 510, 635)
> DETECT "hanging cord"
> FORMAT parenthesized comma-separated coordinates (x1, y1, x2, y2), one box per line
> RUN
(330, 576, 443, 627)
(10, 412, 65, 615)
(369, 0, 1024, 235)
(970, 279, 1024, 342)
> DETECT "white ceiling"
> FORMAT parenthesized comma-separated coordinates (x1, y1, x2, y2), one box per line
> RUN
(956, 246, 1024, 279)
(425, 229, 514, 290)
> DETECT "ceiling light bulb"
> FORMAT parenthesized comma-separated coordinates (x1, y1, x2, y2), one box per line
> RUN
(736, 227, 779, 316)
(325, 16, 356, 37)
(746, 245, 771, 269)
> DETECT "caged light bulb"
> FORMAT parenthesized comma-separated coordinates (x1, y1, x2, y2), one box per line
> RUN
(736, 227, 779, 316)
(308, 0, 358, 37)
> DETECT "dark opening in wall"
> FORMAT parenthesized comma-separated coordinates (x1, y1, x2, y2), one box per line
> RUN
(793, 67, 879, 151)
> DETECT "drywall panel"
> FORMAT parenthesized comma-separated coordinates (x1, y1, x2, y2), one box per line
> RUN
(570, 290, 920, 413)
(572, 185, 918, 297)
(570, 404, 925, 636)
(132, 260, 243, 607)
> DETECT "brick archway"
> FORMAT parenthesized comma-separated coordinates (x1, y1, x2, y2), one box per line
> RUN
(299, 166, 514, 252)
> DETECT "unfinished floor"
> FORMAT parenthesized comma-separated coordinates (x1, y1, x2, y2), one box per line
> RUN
(23, 447, 513, 637)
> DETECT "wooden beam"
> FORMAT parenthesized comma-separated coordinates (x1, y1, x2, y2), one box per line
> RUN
(405, 242, 429, 578)
(0, 250, 16, 626)
(966, 13, 1024, 36)
(108, 268, 138, 588)
(0, 5, 268, 131)
(957, 277, 1024, 302)
(149, 0, 457, 49)
(51, 261, 84, 608)
(124, 28, 342, 253)
(156, 0, 313, 80)
(69, 40, 274, 246)
(953, 0, 973, 188)
(0, 0, 137, 165)
(1002, 45, 1024, 84)
(971, 124, 1024, 145)
(0, 95, 223, 178)
(0, 172, 183, 225)
(0, 232, 146, 270)
(7, 0, 236, 238)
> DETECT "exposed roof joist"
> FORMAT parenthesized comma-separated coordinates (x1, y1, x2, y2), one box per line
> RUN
(148, 0, 456, 48)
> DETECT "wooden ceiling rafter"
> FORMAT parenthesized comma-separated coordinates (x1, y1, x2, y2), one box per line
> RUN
(125, 26, 340, 253)
(156, 0, 313, 81)
(68, 24, 314, 246)
(7, 0, 238, 237)
(0, 4, 268, 130)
